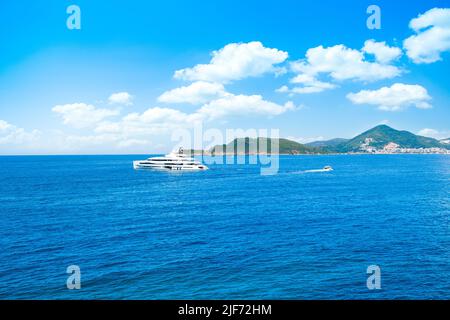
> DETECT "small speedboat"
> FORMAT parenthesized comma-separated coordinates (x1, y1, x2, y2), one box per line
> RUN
(302, 166, 334, 173)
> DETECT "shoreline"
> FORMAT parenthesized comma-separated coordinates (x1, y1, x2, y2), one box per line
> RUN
(1, 152, 449, 157)
(189, 152, 450, 156)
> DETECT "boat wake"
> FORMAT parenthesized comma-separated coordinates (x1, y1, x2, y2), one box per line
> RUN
(291, 166, 334, 174)
(303, 169, 331, 173)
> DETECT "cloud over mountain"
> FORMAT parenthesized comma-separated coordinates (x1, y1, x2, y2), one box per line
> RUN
(346, 83, 432, 111)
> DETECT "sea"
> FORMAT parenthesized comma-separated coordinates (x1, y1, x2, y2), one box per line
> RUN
(0, 154, 449, 299)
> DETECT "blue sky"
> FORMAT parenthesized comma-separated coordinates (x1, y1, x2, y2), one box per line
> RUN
(0, 0, 449, 154)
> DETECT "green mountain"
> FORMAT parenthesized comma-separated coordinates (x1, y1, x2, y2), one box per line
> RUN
(187, 125, 449, 155)
(207, 137, 326, 155)
(329, 125, 446, 152)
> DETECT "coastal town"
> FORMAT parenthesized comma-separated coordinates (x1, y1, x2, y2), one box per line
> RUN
(359, 139, 450, 154)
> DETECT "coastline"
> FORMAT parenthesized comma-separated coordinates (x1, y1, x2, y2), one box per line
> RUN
(1, 152, 449, 157)
(188, 152, 450, 156)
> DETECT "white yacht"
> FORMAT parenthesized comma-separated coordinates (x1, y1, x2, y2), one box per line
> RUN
(133, 148, 208, 171)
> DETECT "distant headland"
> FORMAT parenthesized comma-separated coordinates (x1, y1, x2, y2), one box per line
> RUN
(187, 125, 450, 155)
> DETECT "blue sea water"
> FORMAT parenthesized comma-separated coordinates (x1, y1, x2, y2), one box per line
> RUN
(0, 154, 449, 299)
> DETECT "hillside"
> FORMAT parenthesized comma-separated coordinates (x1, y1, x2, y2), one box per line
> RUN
(186, 137, 325, 155)
(186, 125, 449, 155)
(210, 137, 325, 155)
(329, 125, 447, 152)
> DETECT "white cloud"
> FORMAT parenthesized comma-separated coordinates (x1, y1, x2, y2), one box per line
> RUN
(94, 94, 295, 140)
(52, 90, 295, 151)
(291, 44, 401, 83)
(196, 94, 295, 120)
(94, 107, 197, 140)
(279, 43, 402, 96)
(278, 74, 337, 94)
(45, 42, 296, 152)
(174, 41, 288, 83)
(417, 128, 450, 140)
(158, 81, 227, 104)
(0, 120, 11, 131)
(346, 83, 432, 111)
(404, 8, 450, 64)
(108, 92, 134, 106)
(52, 103, 120, 128)
(275, 85, 290, 93)
(0, 120, 41, 145)
(289, 87, 325, 94)
(362, 39, 402, 64)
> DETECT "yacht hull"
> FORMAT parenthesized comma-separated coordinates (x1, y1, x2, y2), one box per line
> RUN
(133, 161, 208, 171)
